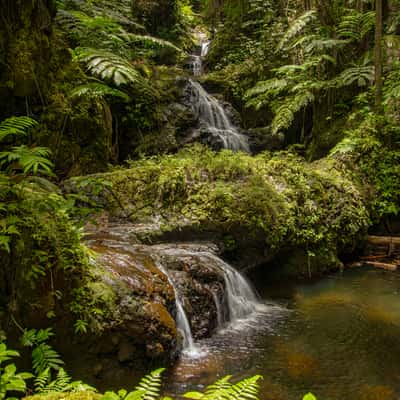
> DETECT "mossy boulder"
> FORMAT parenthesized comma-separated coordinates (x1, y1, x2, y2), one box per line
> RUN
(78, 145, 372, 275)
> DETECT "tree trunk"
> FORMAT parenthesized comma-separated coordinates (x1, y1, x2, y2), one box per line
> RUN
(375, 0, 383, 112)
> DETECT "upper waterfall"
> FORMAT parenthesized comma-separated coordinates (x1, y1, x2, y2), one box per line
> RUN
(185, 32, 250, 153)
(187, 80, 250, 152)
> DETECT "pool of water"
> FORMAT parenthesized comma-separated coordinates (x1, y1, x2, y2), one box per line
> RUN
(165, 267, 400, 400)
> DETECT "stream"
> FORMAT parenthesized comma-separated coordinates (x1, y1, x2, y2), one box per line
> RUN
(165, 267, 400, 400)
(86, 223, 400, 400)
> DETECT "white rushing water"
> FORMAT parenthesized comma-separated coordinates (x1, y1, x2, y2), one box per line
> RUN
(155, 262, 202, 357)
(188, 80, 250, 152)
(186, 32, 250, 152)
(202, 253, 263, 326)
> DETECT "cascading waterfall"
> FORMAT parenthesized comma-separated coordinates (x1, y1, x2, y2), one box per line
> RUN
(158, 247, 263, 332)
(155, 263, 201, 356)
(187, 33, 250, 153)
(187, 80, 250, 152)
(203, 253, 262, 325)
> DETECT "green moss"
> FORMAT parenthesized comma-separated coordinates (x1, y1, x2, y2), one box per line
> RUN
(24, 391, 101, 400)
(80, 144, 371, 274)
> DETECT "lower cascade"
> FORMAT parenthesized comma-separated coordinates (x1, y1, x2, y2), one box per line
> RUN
(87, 226, 264, 357)
(155, 262, 200, 356)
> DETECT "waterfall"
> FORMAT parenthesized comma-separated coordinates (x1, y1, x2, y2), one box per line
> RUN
(159, 247, 262, 331)
(204, 253, 261, 325)
(156, 263, 201, 357)
(185, 32, 250, 153)
(188, 80, 250, 152)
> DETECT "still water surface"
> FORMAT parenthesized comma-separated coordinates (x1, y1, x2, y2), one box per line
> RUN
(166, 267, 400, 400)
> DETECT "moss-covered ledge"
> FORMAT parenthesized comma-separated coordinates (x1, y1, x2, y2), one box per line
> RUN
(76, 145, 372, 275)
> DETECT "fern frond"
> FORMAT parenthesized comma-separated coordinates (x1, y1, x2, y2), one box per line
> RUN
(70, 83, 130, 102)
(0, 117, 38, 142)
(230, 375, 262, 400)
(31, 343, 64, 375)
(134, 368, 165, 400)
(277, 10, 317, 51)
(334, 65, 374, 88)
(34, 367, 51, 393)
(75, 48, 148, 88)
(337, 10, 375, 41)
(204, 375, 233, 395)
(0, 146, 54, 176)
(110, 33, 182, 53)
(245, 79, 289, 100)
(271, 91, 314, 134)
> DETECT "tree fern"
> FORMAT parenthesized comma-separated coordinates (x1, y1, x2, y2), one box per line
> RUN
(108, 33, 182, 53)
(75, 48, 156, 97)
(245, 78, 289, 100)
(0, 117, 38, 142)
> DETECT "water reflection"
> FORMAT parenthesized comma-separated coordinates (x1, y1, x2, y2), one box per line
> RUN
(166, 268, 400, 400)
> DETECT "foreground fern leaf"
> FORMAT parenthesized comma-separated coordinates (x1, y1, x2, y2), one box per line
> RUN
(0, 117, 38, 142)
(135, 368, 165, 400)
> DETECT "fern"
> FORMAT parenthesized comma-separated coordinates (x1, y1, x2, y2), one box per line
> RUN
(101, 368, 164, 400)
(245, 78, 289, 100)
(108, 33, 182, 53)
(277, 10, 317, 51)
(337, 10, 375, 42)
(35, 366, 95, 394)
(134, 367, 164, 400)
(0, 145, 54, 176)
(335, 65, 374, 88)
(32, 343, 64, 375)
(70, 83, 131, 102)
(183, 374, 262, 400)
(75, 48, 155, 95)
(271, 91, 314, 134)
(0, 117, 38, 142)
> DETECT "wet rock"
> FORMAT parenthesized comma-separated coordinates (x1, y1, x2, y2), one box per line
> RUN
(118, 341, 136, 362)
(146, 342, 165, 358)
(247, 126, 285, 152)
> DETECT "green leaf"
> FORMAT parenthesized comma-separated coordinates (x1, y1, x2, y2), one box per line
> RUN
(303, 393, 317, 400)
(182, 392, 204, 399)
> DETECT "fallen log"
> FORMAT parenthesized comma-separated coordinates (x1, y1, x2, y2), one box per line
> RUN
(368, 235, 400, 246)
(349, 261, 398, 271)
